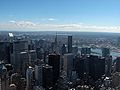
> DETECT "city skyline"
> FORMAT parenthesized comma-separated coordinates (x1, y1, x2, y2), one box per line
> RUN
(0, 0, 120, 32)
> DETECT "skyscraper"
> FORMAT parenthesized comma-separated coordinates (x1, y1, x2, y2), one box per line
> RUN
(0, 41, 11, 63)
(61, 44, 66, 55)
(81, 47, 91, 56)
(42, 64, 53, 90)
(20, 52, 29, 77)
(48, 54, 60, 84)
(35, 60, 44, 86)
(0, 62, 8, 90)
(75, 56, 85, 79)
(105, 56, 112, 76)
(102, 48, 110, 57)
(11, 40, 28, 72)
(68, 36, 72, 53)
(26, 66, 34, 90)
(88, 55, 105, 81)
(63, 53, 74, 80)
(116, 57, 120, 72)
(29, 50, 37, 65)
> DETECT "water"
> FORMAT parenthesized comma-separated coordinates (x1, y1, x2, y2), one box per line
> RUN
(91, 48, 120, 60)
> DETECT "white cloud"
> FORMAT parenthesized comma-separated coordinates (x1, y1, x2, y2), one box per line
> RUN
(0, 21, 120, 33)
(48, 18, 56, 21)
(41, 18, 56, 21)
(9, 20, 16, 23)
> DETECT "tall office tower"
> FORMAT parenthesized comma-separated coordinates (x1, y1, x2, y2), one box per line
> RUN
(9, 84, 17, 90)
(54, 33, 58, 52)
(88, 55, 105, 81)
(11, 40, 28, 72)
(61, 44, 66, 55)
(105, 56, 112, 76)
(35, 60, 44, 86)
(75, 56, 85, 79)
(81, 47, 91, 56)
(63, 53, 73, 80)
(36, 47, 43, 60)
(8, 33, 14, 42)
(43, 50, 49, 62)
(98, 56, 106, 81)
(42, 64, 53, 90)
(26, 66, 34, 90)
(68, 36, 72, 53)
(72, 46, 78, 55)
(0, 63, 8, 90)
(117, 37, 120, 46)
(88, 55, 98, 81)
(75, 56, 89, 83)
(29, 50, 37, 65)
(0, 41, 11, 63)
(28, 40, 34, 50)
(115, 57, 120, 72)
(48, 54, 60, 84)
(20, 52, 29, 77)
(102, 48, 110, 57)
(96, 57, 105, 79)
(51, 34, 59, 54)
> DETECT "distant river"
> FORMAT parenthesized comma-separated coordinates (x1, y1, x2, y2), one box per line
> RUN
(91, 49, 120, 60)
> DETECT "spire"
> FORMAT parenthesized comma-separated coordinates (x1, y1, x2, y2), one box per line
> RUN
(55, 32, 57, 46)
(54, 32, 59, 54)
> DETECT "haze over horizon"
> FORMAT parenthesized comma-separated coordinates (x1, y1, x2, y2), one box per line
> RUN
(0, 0, 120, 33)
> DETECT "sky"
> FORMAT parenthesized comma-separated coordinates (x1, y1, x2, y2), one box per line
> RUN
(0, 0, 120, 32)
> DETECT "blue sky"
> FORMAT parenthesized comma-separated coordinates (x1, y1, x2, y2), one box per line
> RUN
(0, 0, 120, 32)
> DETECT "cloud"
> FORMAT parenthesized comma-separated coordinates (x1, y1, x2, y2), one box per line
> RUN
(9, 20, 16, 23)
(41, 18, 56, 21)
(48, 18, 56, 21)
(0, 21, 120, 32)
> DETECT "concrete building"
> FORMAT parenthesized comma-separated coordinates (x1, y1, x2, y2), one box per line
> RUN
(26, 66, 34, 90)
(63, 53, 74, 80)
(35, 61, 44, 86)
(20, 51, 29, 77)
(11, 40, 28, 72)
(81, 47, 91, 56)
(102, 48, 110, 57)
(29, 50, 37, 65)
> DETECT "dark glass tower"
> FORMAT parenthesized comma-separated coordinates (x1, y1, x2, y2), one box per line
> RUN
(42, 64, 53, 90)
(68, 36, 72, 53)
(48, 54, 60, 84)
(102, 48, 110, 57)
